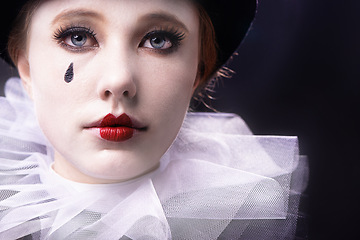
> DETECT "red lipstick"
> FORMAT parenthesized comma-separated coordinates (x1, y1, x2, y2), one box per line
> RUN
(99, 113, 134, 142)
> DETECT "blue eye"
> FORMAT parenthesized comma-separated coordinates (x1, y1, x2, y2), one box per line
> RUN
(53, 26, 98, 51)
(140, 30, 185, 53)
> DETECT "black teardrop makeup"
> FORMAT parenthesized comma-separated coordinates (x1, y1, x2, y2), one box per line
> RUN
(64, 62, 74, 83)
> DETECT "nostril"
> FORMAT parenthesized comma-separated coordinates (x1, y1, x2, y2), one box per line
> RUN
(104, 90, 111, 98)
(123, 90, 129, 97)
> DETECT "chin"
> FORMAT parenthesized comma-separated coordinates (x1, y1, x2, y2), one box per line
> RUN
(78, 153, 157, 182)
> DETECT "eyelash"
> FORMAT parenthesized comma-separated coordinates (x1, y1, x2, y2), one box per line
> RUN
(53, 25, 98, 52)
(53, 25, 185, 54)
(139, 28, 186, 54)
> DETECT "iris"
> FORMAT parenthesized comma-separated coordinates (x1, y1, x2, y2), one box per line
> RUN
(71, 33, 87, 47)
(150, 36, 166, 49)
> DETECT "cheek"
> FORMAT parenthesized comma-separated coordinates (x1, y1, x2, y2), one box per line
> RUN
(27, 55, 80, 142)
(138, 55, 198, 146)
(28, 44, 91, 112)
(140, 53, 199, 112)
(30, 62, 70, 109)
(139, 60, 197, 128)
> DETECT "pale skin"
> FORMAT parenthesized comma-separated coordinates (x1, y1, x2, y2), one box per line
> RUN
(17, 0, 200, 184)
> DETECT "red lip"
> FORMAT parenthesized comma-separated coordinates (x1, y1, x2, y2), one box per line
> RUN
(99, 113, 134, 142)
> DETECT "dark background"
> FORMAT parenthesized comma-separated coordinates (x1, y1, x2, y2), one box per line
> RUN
(1, 0, 359, 239)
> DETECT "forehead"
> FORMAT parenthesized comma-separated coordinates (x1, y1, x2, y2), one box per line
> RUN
(32, 0, 198, 30)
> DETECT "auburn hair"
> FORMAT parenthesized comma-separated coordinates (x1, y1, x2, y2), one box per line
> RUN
(7, 1, 219, 97)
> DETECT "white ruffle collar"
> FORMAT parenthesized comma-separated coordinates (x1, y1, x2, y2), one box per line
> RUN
(0, 78, 307, 239)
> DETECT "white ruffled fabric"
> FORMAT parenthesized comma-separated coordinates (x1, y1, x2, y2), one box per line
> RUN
(0, 77, 307, 239)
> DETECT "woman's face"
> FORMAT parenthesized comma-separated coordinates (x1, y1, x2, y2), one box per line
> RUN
(19, 0, 200, 183)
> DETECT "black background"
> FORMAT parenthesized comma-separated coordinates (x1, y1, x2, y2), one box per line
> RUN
(1, 0, 359, 239)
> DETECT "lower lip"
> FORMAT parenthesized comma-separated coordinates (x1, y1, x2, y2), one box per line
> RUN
(99, 127, 134, 142)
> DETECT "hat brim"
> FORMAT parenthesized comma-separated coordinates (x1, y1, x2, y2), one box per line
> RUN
(198, 0, 257, 67)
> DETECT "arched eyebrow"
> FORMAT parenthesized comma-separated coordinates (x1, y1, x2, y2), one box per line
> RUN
(51, 8, 189, 34)
(137, 12, 189, 33)
(51, 9, 105, 25)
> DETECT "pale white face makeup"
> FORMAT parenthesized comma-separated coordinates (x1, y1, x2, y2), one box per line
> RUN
(18, 0, 200, 183)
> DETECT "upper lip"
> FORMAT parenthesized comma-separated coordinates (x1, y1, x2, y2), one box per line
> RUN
(100, 113, 133, 128)
(85, 113, 147, 130)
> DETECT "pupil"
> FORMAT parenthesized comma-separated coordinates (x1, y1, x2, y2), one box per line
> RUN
(74, 35, 83, 41)
(153, 38, 161, 44)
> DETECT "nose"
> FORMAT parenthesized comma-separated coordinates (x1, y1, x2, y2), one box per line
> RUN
(97, 51, 137, 102)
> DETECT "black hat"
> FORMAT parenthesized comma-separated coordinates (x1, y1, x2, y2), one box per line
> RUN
(0, 0, 257, 67)
(197, 0, 257, 67)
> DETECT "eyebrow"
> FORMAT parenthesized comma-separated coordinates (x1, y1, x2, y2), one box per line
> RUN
(51, 9, 105, 25)
(138, 12, 189, 33)
(51, 9, 189, 33)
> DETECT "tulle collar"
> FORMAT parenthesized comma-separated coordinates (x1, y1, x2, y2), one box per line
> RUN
(0, 78, 307, 239)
